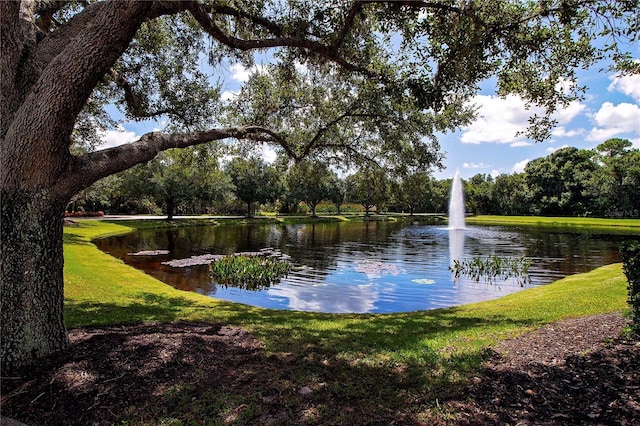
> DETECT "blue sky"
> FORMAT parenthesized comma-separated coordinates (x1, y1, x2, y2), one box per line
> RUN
(102, 57, 640, 181)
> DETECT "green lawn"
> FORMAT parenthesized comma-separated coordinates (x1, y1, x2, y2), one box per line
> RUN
(466, 215, 640, 234)
(62, 217, 634, 423)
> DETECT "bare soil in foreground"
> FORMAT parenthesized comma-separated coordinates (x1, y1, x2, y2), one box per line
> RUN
(2, 312, 639, 425)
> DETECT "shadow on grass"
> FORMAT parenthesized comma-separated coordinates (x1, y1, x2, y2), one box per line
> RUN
(63, 232, 92, 246)
(66, 289, 542, 363)
(8, 310, 637, 425)
(65, 292, 207, 327)
(1, 318, 472, 425)
(54, 289, 568, 424)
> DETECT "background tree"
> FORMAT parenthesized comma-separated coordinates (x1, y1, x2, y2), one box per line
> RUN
(466, 174, 494, 215)
(66, 174, 122, 214)
(448, 140, 640, 217)
(149, 148, 219, 220)
(525, 147, 597, 216)
(117, 145, 230, 219)
(326, 174, 346, 215)
(395, 171, 436, 215)
(226, 157, 283, 217)
(2, 0, 638, 369)
(285, 161, 333, 217)
(589, 139, 640, 216)
(117, 161, 164, 214)
(346, 168, 390, 216)
(490, 173, 529, 215)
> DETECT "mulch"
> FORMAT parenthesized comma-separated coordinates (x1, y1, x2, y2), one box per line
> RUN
(438, 312, 640, 425)
(1, 313, 638, 425)
(1, 323, 264, 425)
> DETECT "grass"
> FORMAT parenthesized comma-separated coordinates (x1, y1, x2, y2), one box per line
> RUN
(467, 215, 640, 234)
(62, 217, 633, 423)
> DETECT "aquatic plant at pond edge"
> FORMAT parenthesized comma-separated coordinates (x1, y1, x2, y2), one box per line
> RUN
(450, 255, 532, 286)
(209, 254, 292, 291)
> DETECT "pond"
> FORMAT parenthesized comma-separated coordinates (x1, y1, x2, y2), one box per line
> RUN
(94, 221, 627, 313)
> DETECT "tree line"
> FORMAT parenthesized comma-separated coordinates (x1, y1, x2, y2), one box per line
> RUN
(70, 138, 639, 219)
(464, 139, 640, 217)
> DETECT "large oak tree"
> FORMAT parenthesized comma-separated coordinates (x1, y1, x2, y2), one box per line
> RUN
(1, 0, 637, 370)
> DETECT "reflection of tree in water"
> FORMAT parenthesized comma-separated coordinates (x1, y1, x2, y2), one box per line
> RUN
(280, 221, 404, 271)
(518, 228, 624, 276)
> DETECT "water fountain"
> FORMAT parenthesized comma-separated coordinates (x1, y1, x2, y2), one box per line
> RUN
(448, 170, 466, 264)
(448, 170, 465, 230)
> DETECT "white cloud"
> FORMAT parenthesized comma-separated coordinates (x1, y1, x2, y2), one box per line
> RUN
(220, 90, 238, 101)
(100, 128, 139, 149)
(463, 162, 490, 169)
(587, 102, 640, 141)
(460, 95, 530, 144)
(553, 101, 587, 125)
(512, 158, 530, 173)
(546, 144, 569, 153)
(551, 126, 584, 138)
(262, 145, 277, 163)
(490, 169, 500, 178)
(229, 63, 252, 82)
(229, 63, 266, 82)
(460, 95, 585, 145)
(608, 73, 640, 102)
(510, 141, 532, 147)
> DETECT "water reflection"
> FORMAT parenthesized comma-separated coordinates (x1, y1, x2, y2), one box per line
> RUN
(448, 229, 465, 265)
(94, 222, 625, 313)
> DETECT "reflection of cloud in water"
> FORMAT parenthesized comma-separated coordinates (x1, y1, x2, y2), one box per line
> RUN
(412, 278, 436, 284)
(267, 272, 379, 313)
(354, 260, 403, 279)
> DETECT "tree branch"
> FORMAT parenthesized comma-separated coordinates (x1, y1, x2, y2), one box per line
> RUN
(61, 125, 288, 196)
(187, 2, 373, 76)
(105, 68, 192, 123)
(330, 2, 364, 49)
(206, 3, 284, 36)
(318, 142, 384, 170)
(300, 111, 385, 159)
(33, 0, 70, 32)
(29, 2, 107, 80)
(355, 1, 461, 14)
(1, 1, 36, 137)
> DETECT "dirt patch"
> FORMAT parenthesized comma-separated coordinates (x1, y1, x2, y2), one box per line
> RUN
(1, 322, 264, 425)
(1, 314, 638, 425)
(434, 312, 640, 425)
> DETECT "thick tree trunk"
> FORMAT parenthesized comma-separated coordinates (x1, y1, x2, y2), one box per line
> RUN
(1, 190, 69, 372)
(166, 198, 175, 221)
